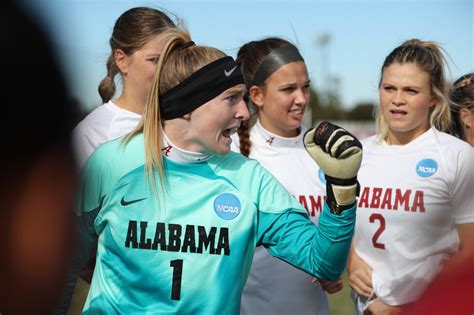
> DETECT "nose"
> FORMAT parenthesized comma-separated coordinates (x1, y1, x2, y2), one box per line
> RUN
(294, 88, 308, 106)
(236, 98, 250, 121)
(392, 91, 405, 106)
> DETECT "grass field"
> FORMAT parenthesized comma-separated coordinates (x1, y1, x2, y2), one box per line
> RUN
(328, 271, 355, 315)
(68, 272, 354, 314)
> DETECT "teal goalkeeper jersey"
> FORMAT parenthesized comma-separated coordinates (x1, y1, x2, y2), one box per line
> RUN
(74, 134, 356, 314)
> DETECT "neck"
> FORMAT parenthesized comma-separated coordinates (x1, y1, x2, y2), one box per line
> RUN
(258, 114, 300, 138)
(463, 130, 473, 147)
(162, 132, 212, 163)
(114, 91, 145, 115)
(163, 122, 192, 151)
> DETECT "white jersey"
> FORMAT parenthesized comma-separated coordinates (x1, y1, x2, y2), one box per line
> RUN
(354, 127, 474, 306)
(72, 101, 141, 167)
(232, 120, 329, 315)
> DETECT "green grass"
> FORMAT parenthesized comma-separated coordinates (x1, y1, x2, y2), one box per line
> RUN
(328, 271, 355, 315)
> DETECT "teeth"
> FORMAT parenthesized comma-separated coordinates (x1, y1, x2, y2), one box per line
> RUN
(290, 109, 303, 114)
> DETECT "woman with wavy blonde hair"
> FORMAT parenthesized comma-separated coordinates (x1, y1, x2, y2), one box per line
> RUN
(348, 39, 474, 314)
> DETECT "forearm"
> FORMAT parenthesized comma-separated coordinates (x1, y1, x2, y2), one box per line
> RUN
(261, 204, 355, 281)
(310, 203, 356, 280)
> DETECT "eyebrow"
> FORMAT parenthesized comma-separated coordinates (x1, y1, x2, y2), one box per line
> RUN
(279, 79, 311, 87)
(146, 54, 160, 59)
(382, 83, 422, 89)
(223, 86, 245, 95)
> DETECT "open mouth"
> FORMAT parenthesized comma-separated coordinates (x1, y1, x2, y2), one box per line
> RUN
(390, 109, 407, 116)
(289, 108, 304, 115)
(222, 127, 238, 138)
(289, 108, 304, 120)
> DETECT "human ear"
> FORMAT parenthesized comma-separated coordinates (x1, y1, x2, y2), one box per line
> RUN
(114, 49, 128, 74)
(182, 113, 192, 121)
(428, 94, 437, 108)
(248, 85, 264, 109)
(459, 108, 472, 129)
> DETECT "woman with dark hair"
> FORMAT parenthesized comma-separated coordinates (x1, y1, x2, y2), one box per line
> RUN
(233, 37, 343, 315)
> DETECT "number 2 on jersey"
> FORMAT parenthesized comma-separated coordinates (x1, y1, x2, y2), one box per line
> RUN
(170, 259, 183, 300)
(369, 213, 385, 250)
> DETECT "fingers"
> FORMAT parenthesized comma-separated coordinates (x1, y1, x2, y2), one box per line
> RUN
(366, 300, 401, 315)
(312, 121, 362, 158)
(348, 268, 373, 297)
(348, 251, 373, 296)
(320, 278, 344, 294)
(303, 122, 363, 181)
(312, 121, 335, 146)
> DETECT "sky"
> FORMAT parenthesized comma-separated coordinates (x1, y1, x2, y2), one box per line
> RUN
(19, 0, 473, 112)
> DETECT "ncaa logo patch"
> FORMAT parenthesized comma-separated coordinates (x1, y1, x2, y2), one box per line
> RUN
(318, 169, 326, 184)
(214, 193, 241, 220)
(416, 158, 438, 178)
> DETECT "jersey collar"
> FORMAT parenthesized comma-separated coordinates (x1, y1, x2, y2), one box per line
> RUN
(254, 119, 305, 148)
(161, 132, 212, 163)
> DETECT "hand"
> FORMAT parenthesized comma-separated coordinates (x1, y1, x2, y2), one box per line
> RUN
(319, 277, 343, 294)
(365, 300, 401, 315)
(348, 249, 373, 297)
(304, 121, 362, 214)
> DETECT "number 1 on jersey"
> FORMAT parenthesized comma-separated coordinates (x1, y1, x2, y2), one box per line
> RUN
(170, 259, 183, 300)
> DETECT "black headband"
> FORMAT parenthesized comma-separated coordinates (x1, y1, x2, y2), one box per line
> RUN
(251, 45, 304, 86)
(160, 56, 244, 120)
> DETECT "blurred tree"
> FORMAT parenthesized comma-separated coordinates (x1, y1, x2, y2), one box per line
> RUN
(347, 102, 376, 121)
(311, 76, 345, 122)
(309, 87, 322, 124)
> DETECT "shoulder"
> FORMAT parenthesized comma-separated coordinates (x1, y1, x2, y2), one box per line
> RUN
(111, 164, 147, 191)
(215, 151, 260, 169)
(81, 137, 123, 174)
(72, 103, 117, 152)
(85, 134, 143, 168)
(74, 102, 117, 134)
(360, 134, 380, 150)
(426, 130, 472, 166)
(213, 152, 284, 189)
(432, 129, 471, 151)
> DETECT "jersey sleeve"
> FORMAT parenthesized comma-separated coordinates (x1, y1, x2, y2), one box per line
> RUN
(55, 208, 99, 314)
(55, 145, 114, 313)
(450, 147, 474, 224)
(72, 124, 97, 168)
(75, 144, 115, 215)
(254, 166, 356, 281)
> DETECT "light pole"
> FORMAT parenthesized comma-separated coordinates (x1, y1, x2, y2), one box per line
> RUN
(315, 33, 331, 106)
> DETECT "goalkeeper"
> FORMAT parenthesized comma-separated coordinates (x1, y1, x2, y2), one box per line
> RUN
(61, 27, 363, 314)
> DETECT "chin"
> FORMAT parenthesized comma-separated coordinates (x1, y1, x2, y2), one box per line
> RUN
(214, 144, 231, 155)
(217, 148, 231, 155)
(388, 121, 410, 132)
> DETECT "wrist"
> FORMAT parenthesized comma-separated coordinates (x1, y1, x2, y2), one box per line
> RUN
(325, 176, 360, 215)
